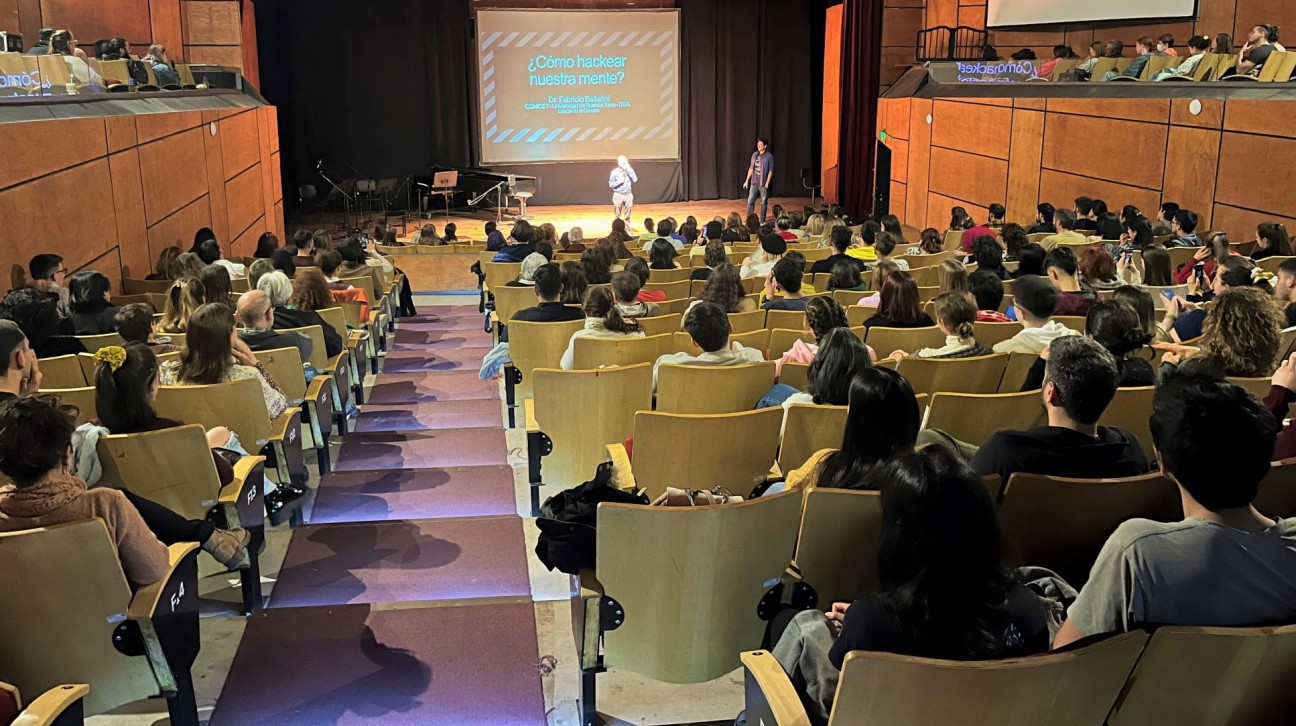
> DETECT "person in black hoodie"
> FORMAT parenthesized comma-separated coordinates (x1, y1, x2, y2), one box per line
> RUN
(0, 288, 85, 358)
(67, 271, 119, 335)
(810, 226, 867, 276)
(971, 335, 1150, 482)
(492, 221, 537, 262)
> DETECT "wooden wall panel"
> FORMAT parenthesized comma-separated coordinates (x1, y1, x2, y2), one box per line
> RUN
(928, 146, 1008, 209)
(1046, 98, 1170, 125)
(1170, 99, 1223, 129)
(1212, 205, 1296, 244)
(931, 100, 1012, 159)
(230, 218, 263, 260)
(203, 115, 229, 246)
(186, 43, 242, 69)
(105, 116, 138, 154)
(138, 128, 209, 224)
(224, 162, 264, 242)
(906, 99, 933, 228)
(0, 0, 17, 30)
(1222, 100, 1296, 138)
(1038, 170, 1162, 223)
(1162, 126, 1221, 228)
(882, 7, 924, 46)
(927, 191, 976, 232)
(146, 195, 212, 257)
(877, 98, 911, 141)
(39, 0, 151, 48)
(1215, 132, 1296, 219)
(886, 138, 910, 184)
(136, 110, 202, 145)
(219, 110, 260, 179)
(184, 0, 241, 44)
(1041, 114, 1167, 190)
(1232, 1, 1296, 43)
(107, 149, 149, 277)
(924, 0, 959, 29)
(1005, 108, 1044, 225)
(0, 160, 117, 276)
(150, 0, 185, 58)
(822, 1, 842, 199)
(890, 181, 908, 223)
(0, 117, 107, 191)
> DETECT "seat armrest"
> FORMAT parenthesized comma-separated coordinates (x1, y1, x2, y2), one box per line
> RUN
(268, 407, 303, 443)
(573, 569, 606, 670)
(305, 375, 332, 407)
(14, 683, 89, 726)
(217, 455, 268, 505)
(127, 543, 199, 619)
(740, 650, 812, 726)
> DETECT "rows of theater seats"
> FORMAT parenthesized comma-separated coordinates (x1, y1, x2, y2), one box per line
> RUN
(1044, 50, 1296, 82)
(476, 229, 1296, 725)
(0, 52, 202, 93)
(0, 263, 404, 725)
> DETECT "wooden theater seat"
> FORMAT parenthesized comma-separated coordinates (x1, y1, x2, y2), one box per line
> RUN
(635, 313, 682, 337)
(741, 631, 1148, 726)
(572, 333, 675, 369)
(504, 319, 585, 417)
(628, 408, 783, 499)
(1255, 457, 1296, 519)
(122, 278, 175, 295)
(647, 267, 692, 284)
(999, 472, 1182, 585)
(96, 425, 268, 613)
(74, 333, 126, 353)
(777, 404, 847, 475)
(922, 390, 1045, 447)
(656, 362, 777, 414)
(1107, 624, 1296, 726)
(642, 279, 690, 299)
(42, 387, 97, 424)
(767, 328, 816, 360)
(37, 355, 86, 389)
(154, 378, 306, 494)
(971, 321, 1022, 349)
(793, 488, 883, 604)
(491, 285, 540, 334)
(672, 329, 770, 353)
(0, 521, 201, 725)
(780, 361, 810, 391)
(998, 351, 1039, 392)
(530, 364, 653, 488)
(863, 326, 945, 358)
(727, 310, 768, 334)
(253, 346, 334, 473)
(765, 309, 809, 331)
(895, 353, 1009, 397)
(1097, 385, 1155, 457)
(0, 681, 89, 726)
(279, 324, 353, 433)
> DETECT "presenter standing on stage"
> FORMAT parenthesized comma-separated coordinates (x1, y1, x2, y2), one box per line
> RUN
(610, 155, 638, 221)
(744, 138, 773, 222)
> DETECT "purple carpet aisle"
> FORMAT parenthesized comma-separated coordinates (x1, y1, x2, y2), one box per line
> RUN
(211, 306, 547, 725)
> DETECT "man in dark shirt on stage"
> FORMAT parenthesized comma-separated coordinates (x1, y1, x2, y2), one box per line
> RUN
(745, 138, 774, 223)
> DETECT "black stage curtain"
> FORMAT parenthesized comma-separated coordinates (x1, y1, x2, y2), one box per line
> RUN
(837, 0, 883, 220)
(256, 0, 826, 208)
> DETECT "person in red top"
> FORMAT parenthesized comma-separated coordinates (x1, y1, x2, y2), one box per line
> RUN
(775, 217, 798, 242)
(1036, 44, 1076, 79)
(624, 258, 667, 303)
(1045, 248, 1099, 316)
(1174, 234, 1235, 285)
(961, 203, 1006, 253)
(1267, 353, 1296, 461)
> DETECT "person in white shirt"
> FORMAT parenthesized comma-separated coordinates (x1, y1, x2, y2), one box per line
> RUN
(559, 286, 646, 370)
(652, 302, 763, 391)
(992, 275, 1080, 355)
(741, 233, 787, 279)
(197, 239, 247, 279)
(642, 219, 685, 253)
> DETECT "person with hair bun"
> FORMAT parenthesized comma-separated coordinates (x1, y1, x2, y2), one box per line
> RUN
(1252, 222, 1293, 261)
(1236, 24, 1280, 76)
(891, 292, 991, 361)
(559, 286, 644, 370)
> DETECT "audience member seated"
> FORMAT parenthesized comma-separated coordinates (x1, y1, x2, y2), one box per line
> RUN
(960, 204, 1003, 253)
(0, 321, 44, 401)
(774, 446, 1047, 724)
(159, 304, 289, 421)
(691, 240, 728, 282)
(48, 30, 102, 86)
(157, 278, 205, 334)
(559, 262, 588, 305)
(258, 271, 343, 358)
(648, 239, 681, 270)
(963, 336, 1150, 481)
(580, 248, 613, 285)
(142, 44, 179, 85)
(890, 292, 991, 361)
(195, 239, 246, 280)
(114, 303, 179, 354)
(905, 227, 944, 256)
(938, 259, 969, 299)
(235, 290, 313, 365)
(615, 258, 659, 305)
(1053, 363, 1296, 649)
(864, 271, 934, 330)
(1012, 243, 1047, 279)
(1166, 257, 1272, 342)
(972, 236, 1010, 280)
(505, 253, 547, 288)
(337, 236, 394, 293)
(315, 250, 352, 291)
(1072, 41, 1105, 78)
(947, 207, 973, 235)
(484, 221, 507, 251)
(0, 394, 167, 587)
(1154, 202, 1178, 236)
(652, 302, 764, 390)
(1086, 301, 1156, 385)
(970, 270, 1010, 322)
(1037, 44, 1076, 79)
(1027, 203, 1057, 235)
(199, 265, 233, 308)
(248, 259, 275, 291)
(147, 246, 182, 281)
(27, 253, 69, 312)
(611, 271, 659, 319)
(769, 327, 872, 410)
(559, 286, 645, 370)
(0, 288, 85, 358)
(24, 28, 53, 55)
(1113, 285, 1171, 344)
(413, 224, 444, 246)
(684, 262, 757, 319)
(873, 231, 908, 271)
(777, 297, 857, 375)
(992, 275, 1080, 354)
(512, 264, 584, 323)
(1072, 197, 1099, 233)
(253, 232, 279, 259)
(827, 259, 867, 292)
(1235, 24, 1281, 77)
(494, 221, 537, 262)
(67, 271, 119, 335)
(1155, 35, 1211, 79)
(741, 233, 787, 279)
(1166, 286, 1283, 378)
(811, 227, 866, 275)
(783, 366, 918, 492)
(1252, 222, 1293, 261)
(1167, 209, 1202, 248)
(762, 257, 809, 311)
(1040, 209, 1086, 251)
(642, 220, 684, 254)
(1103, 36, 1155, 80)
(271, 249, 298, 279)
(856, 260, 899, 307)
(1045, 248, 1099, 316)
(845, 223, 878, 263)
(1078, 246, 1122, 289)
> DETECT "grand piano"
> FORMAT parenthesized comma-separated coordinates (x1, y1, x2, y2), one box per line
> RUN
(417, 167, 539, 218)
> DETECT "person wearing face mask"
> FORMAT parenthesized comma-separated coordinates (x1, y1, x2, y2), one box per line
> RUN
(1156, 33, 1178, 56)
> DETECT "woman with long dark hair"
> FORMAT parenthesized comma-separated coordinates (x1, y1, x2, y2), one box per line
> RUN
(686, 262, 756, 315)
(68, 270, 118, 335)
(649, 239, 680, 270)
(864, 271, 933, 329)
(254, 232, 279, 259)
(772, 446, 1048, 722)
(785, 367, 918, 490)
(1011, 243, 1047, 278)
(558, 286, 644, 370)
(1252, 222, 1293, 260)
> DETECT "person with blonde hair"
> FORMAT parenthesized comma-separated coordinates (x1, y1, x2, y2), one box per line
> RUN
(937, 259, 969, 297)
(157, 277, 205, 333)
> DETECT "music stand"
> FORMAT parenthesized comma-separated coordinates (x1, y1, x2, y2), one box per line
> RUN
(429, 171, 458, 217)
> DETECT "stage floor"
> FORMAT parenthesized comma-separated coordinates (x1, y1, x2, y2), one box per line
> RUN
(289, 196, 816, 243)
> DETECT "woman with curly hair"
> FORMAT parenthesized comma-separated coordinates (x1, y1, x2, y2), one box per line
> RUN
(906, 227, 944, 256)
(683, 262, 757, 320)
(1191, 287, 1284, 378)
(776, 296, 877, 375)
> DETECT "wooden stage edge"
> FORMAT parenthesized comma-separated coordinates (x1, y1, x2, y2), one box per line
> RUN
(358, 197, 815, 293)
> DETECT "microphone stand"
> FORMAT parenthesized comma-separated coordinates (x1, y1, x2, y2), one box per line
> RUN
(318, 163, 357, 231)
(469, 181, 506, 227)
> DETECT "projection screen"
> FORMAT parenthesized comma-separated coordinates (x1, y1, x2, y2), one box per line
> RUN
(475, 9, 681, 164)
(986, 0, 1196, 27)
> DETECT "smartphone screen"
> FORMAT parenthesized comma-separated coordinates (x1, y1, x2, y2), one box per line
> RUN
(1162, 288, 1176, 300)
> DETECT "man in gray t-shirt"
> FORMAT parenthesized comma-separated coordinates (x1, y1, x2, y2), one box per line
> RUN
(1054, 363, 1296, 649)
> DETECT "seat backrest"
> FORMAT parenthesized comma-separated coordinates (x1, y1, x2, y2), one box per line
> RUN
(1255, 456, 1296, 519)
(96, 424, 224, 522)
(35, 54, 71, 86)
(777, 404, 848, 474)
(1108, 624, 1296, 726)
(846, 305, 875, 327)
(1096, 385, 1155, 458)
(493, 285, 539, 324)
(647, 267, 693, 283)
(38, 355, 86, 388)
(484, 262, 522, 293)
(1088, 57, 1119, 81)
(795, 488, 883, 604)
(0, 521, 156, 716)
(532, 364, 653, 487)
(656, 362, 778, 414)
(0, 52, 40, 92)
(573, 333, 674, 369)
(943, 229, 964, 250)
(44, 386, 97, 424)
(315, 307, 348, 342)
(508, 319, 585, 398)
(864, 326, 946, 358)
(75, 332, 126, 353)
(1227, 376, 1272, 400)
(998, 351, 1039, 392)
(597, 491, 803, 683)
(727, 310, 767, 334)
(1257, 51, 1287, 82)
(339, 275, 380, 303)
(767, 328, 816, 361)
(631, 408, 784, 499)
(830, 631, 1148, 726)
(971, 321, 1022, 349)
(923, 391, 1045, 447)
(155, 378, 271, 449)
(277, 325, 329, 370)
(764, 309, 808, 331)
(1000, 472, 1182, 585)
(253, 347, 307, 402)
(122, 278, 174, 295)
(636, 313, 682, 337)
(896, 353, 1009, 397)
(642, 279, 690, 299)
(1053, 315, 1086, 333)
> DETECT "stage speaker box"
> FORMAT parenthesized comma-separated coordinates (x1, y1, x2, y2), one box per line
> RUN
(873, 139, 891, 220)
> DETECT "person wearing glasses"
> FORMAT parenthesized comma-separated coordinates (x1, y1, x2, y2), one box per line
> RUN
(28, 254, 70, 317)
